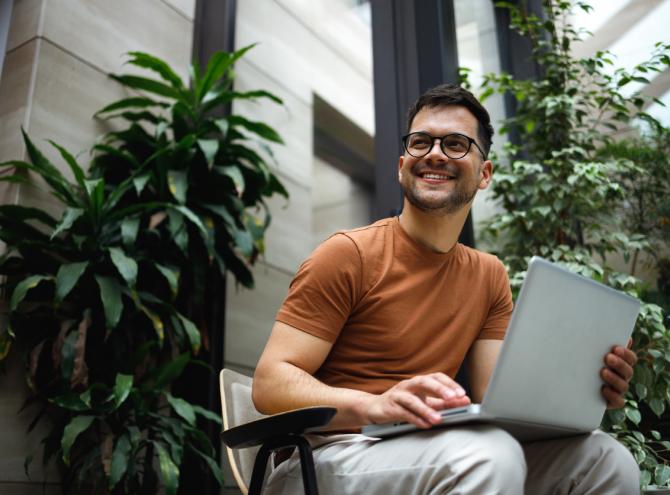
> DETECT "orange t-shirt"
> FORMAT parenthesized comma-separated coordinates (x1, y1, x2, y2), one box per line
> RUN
(276, 217, 513, 395)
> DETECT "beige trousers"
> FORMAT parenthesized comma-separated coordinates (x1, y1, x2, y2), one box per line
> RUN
(263, 426, 639, 494)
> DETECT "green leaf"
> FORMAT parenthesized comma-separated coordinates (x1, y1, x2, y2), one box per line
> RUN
(156, 264, 179, 298)
(61, 415, 95, 465)
(197, 48, 251, 101)
(176, 313, 200, 354)
(170, 205, 207, 235)
(125, 52, 184, 90)
(167, 210, 188, 253)
(0, 204, 56, 227)
(192, 405, 222, 425)
(228, 115, 283, 144)
(234, 228, 254, 257)
(109, 433, 132, 490)
(625, 407, 642, 425)
(10, 275, 52, 310)
(95, 96, 168, 115)
(167, 170, 188, 203)
(113, 373, 133, 409)
(154, 442, 179, 495)
(121, 217, 140, 246)
(108, 247, 138, 288)
(635, 383, 648, 399)
(152, 353, 190, 389)
(191, 447, 224, 487)
(197, 139, 219, 169)
(133, 173, 151, 195)
(110, 74, 181, 99)
(20, 129, 76, 204)
(165, 393, 196, 426)
(55, 262, 88, 303)
(216, 165, 245, 194)
(140, 305, 165, 343)
(48, 141, 86, 189)
(51, 207, 84, 239)
(50, 393, 89, 411)
(656, 464, 670, 485)
(649, 398, 665, 417)
(95, 276, 123, 328)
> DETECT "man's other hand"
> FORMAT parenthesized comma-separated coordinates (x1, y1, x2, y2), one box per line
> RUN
(365, 373, 471, 429)
(601, 340, 637, 409)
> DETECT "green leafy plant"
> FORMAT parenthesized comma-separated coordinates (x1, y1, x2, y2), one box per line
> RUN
(0, 46, 287, 494)
(474, 0, 670, 487)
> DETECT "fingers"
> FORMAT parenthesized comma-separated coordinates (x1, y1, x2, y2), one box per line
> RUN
(426, 395, 471, 410)
(604, 348, 635, 382)
(600, 345, 638, 410)
(405, 373, 467, 401)
(602, 385, 625, 409)
(372, 373, 470, 429)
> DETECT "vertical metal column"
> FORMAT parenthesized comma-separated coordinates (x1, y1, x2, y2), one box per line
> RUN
(175, 1, 236, 494)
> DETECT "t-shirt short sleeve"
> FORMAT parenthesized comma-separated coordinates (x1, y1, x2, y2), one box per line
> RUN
(478, 259, 514, 340)
(276, 233, 362, 342)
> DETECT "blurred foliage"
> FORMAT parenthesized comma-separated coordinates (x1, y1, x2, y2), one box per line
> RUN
(0, 47, 286, 493)
(474, 0, 670, 487)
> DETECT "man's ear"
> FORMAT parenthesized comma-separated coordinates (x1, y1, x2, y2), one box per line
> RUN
(398, 155, 404, 181)
(478, 160, 493, 190)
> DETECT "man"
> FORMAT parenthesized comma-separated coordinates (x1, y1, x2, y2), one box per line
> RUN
(253, 84, 639, 494)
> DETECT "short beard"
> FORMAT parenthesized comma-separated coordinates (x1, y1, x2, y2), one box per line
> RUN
(403, 184, 477, 215)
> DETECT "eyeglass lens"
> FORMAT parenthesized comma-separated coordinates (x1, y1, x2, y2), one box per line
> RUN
(405, 132, 471, 159)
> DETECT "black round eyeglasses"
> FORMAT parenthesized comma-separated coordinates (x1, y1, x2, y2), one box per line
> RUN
(401, 131, 487, 160)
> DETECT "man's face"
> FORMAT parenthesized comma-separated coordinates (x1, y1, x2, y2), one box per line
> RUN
(398, 105, 492, 215)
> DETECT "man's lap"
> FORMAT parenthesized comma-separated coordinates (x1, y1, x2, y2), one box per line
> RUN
(264, 426, 639, 495)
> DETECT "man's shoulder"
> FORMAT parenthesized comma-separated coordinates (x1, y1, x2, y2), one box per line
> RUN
(323, 217, 395, 251)
(457, 244, 506, 273)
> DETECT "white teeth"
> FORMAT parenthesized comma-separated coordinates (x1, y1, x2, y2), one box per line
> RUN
(422, 173, 452, 180)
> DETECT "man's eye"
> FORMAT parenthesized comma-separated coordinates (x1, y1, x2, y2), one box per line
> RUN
(411, 138, 431, 148)
(444, 137, 468, 150)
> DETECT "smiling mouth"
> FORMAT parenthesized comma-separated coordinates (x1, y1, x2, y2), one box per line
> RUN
(419, 172, 456, 180)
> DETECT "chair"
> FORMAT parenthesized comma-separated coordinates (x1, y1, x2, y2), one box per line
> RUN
(219, 368, 337, 495)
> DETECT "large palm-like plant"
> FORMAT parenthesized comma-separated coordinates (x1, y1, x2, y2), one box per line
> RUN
(0, 46, 287, 494)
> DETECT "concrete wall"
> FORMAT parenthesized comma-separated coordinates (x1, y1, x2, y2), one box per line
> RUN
(0, 0, 195, 492)
(224, 0, 374, 375)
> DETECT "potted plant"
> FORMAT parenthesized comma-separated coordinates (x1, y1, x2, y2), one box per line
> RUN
(0, 46, 287, 494)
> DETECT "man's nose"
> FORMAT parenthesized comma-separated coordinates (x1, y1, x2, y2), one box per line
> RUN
(425, 138, 446, 160)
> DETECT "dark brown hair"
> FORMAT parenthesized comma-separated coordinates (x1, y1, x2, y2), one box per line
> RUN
(406, 84, 493, 158)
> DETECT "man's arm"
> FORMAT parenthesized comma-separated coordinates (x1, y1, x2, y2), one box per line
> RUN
(466, 339, 502, 403)
(253, 321, 470, 430)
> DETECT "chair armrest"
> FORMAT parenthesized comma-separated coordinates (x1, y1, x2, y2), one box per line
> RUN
(220, 406, 337, 449)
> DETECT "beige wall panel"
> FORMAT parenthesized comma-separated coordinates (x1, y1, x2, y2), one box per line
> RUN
(262, 175, 313, 274)
(0, 353, 59, 483)
(236, 0, 374, 134)
(6, 0, 44, 52)
(224, 263, 292, 370)
(0, 38, 37, 163)
(27, 39, 127, 166)
(234, 58, 313, 188)
(161, 0, 195, 20)
(0, 483, 60, 495)
(40, 0, 192, 80)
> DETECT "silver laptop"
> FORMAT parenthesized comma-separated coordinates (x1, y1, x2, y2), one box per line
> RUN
(362, 257, 641, 442)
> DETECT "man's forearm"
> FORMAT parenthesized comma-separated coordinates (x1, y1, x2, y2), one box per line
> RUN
(253, 360, 373, 429)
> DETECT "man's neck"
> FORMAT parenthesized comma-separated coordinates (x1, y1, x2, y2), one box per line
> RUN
(398, 201, 470, 253)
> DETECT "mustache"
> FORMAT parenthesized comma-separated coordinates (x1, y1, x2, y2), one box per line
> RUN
(414, 163, 461, 177)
